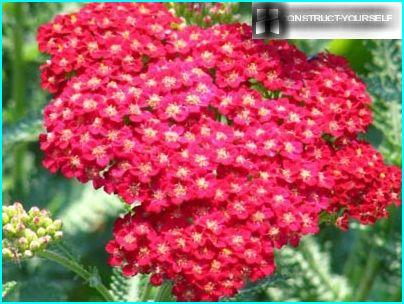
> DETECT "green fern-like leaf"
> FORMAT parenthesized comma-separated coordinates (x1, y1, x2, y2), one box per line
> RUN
(344, 41, 401, 300)
(222, 274, 284, 301)
(3, 117, 42, 150)
(109, 269, 142, 301)
(110, 268, 130, 301)
(345, 211, 402, 301)
(363, 40, 402, 166)
(266, 237, 351, 301)
(60, 185, 124, 235)
(365, 40, 401, 100)
(223, 237, 350, 302)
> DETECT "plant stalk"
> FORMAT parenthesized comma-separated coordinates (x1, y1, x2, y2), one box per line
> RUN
(353, 249, 380, 301)
(140, 279, 153, 301)
(12, 4, 27, 197)
(154, 282, 173, 302)
(12, 3, 25, 119)
(38, 250, 114, 301)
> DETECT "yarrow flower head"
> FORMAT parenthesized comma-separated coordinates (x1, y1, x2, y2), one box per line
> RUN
(3, 202, 63, 261)
(38, 3, 401, 301)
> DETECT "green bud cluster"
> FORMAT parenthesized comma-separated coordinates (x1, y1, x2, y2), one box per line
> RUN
(2, 202, 63, 261)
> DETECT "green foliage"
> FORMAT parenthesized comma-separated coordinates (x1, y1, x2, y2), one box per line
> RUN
(3, 255, 73, 301)
(365, 40, 401, 102)
(347, 40, 402, 301)
(3, 117, 42, 151)
(37, 248, 114, 301)
(224, 236, 351, 302)
(109, 269, 141, 302)
(364, 40, 402, 166)
(344, 216, 402, 301)
(61, 186, 124, 236)
(267, 237, 351, 301)
(223, 274, 284, 301)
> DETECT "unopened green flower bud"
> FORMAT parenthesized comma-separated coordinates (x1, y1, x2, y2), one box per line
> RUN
(40, 209, 49, 217)
(18, 237, 28, 248)
(20, 213, 30, 224)
(15, 223, 25, 233)
(40, 235, 52, 245)
(40, 217, 53, 227)
(53, 219, 63, 230)
(47, 223, 63, 235)
(37, 227, 46, 237)
(23, 229, 36, 241)
(3, 223, 15, 234)
(6, 204, 18, 217)
(28, 207, 41, 217)
(32, 216, 41, 225)
(13, 202, 23, 210)
(2, 248, 13, 259)
(24, 250, 33, 258)
(3, 213, 9, 225)
(30, 240, 41, 250)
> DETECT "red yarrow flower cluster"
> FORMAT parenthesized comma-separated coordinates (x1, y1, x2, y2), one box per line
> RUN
(328, 140, 401, 229)
(37, 3, 180, 93)
(38, 3, 401, 301)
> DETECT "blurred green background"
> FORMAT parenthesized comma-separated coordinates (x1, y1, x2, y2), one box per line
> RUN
(2, 3, 402, 302)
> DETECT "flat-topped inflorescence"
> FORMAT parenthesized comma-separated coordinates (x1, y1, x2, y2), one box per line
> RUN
(37, 3, 401, 301)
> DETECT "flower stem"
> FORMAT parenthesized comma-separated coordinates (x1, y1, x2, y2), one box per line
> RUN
(154, 282, 173, 302)
(11, 3, 27, 197)
(140, 279, 153, 301)
(12, 3, 25, 120)
(37, 249, 114, 301)
(353, 249, 380, 301)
